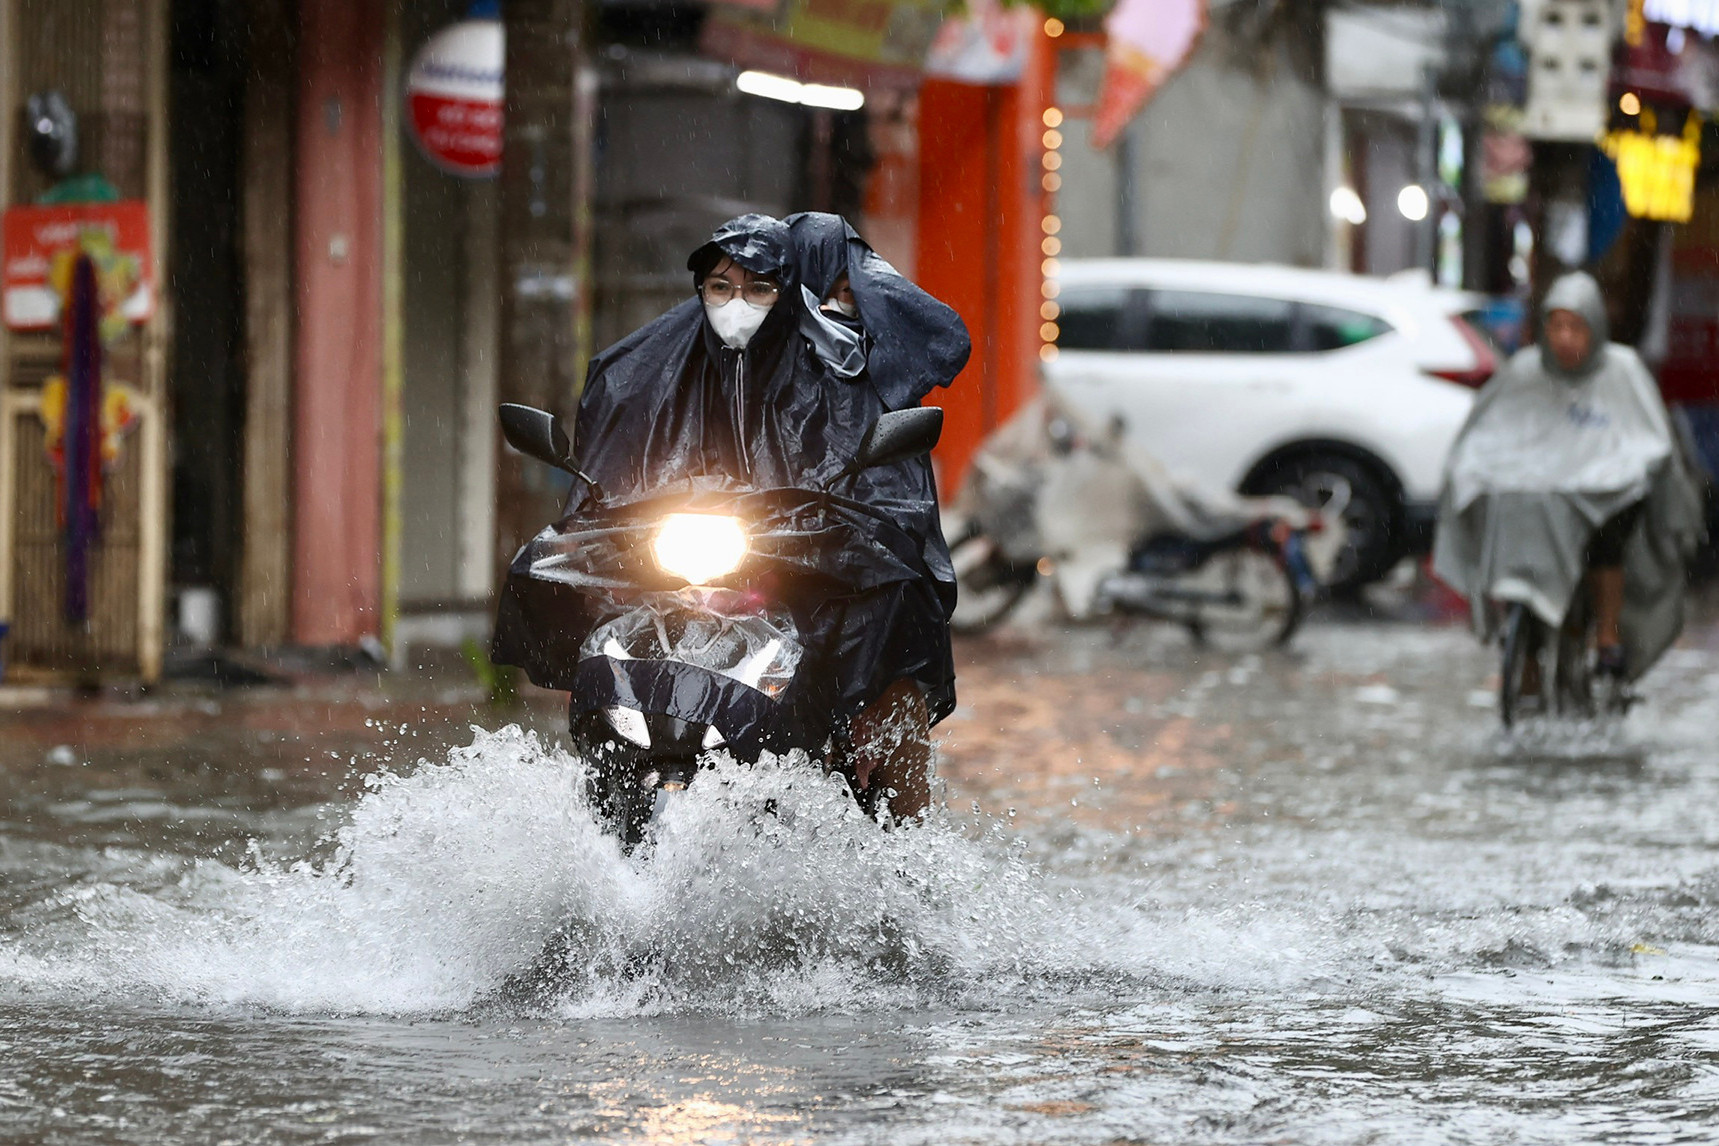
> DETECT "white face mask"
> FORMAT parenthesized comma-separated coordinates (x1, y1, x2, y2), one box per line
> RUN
(704, 297, 771, 349)
(822, 298, 859, 321)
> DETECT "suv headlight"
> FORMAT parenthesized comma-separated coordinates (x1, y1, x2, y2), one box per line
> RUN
(652, 513, 748, 585)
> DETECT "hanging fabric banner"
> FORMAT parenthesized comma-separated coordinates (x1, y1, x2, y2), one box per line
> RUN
(21, 227, 145, 623)
(60, 254, 102, 623)
(1090, 0, 1207, 149)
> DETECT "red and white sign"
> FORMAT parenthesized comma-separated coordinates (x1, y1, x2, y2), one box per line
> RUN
(406, 19, 505, 178)
(2, 202, 154, 331)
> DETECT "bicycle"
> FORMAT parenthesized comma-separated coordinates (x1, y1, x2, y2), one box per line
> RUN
(1496, 578, 1633, 728)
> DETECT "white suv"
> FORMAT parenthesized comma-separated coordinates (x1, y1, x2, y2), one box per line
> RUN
(1044, 259, 1496, 589)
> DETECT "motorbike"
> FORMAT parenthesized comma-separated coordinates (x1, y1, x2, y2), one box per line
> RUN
(947, 402, 1336, 649)
(495, 402, 945, 845)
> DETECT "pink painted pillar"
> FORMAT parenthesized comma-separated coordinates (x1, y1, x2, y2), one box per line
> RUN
(292, 0, 384, 646)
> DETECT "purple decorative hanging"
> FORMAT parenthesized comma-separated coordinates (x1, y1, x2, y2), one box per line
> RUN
(62, 253, 101, 624)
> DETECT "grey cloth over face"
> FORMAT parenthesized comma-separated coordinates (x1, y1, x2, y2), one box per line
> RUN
(1432, 272, 1706, 679)
(797, 284, 867, 379)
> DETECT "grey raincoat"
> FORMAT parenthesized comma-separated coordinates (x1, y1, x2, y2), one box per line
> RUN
(1431, 273, 1705, 679)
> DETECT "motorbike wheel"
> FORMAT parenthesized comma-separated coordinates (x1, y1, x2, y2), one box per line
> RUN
(949, 524, 1035, 635)
(569, 711, 673, 849)
(1184, 548, 1303, 651)
(1251, 453, 1397, 594)
(1498, 603, 1544, 730)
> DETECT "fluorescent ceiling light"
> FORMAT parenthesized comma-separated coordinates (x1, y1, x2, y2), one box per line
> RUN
(799, 83, 865, 111)
(737, 70, 803, 103)
(736, 69, 865, 111)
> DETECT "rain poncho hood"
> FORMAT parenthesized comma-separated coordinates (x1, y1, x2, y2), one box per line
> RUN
(785, 211, 970, 613)
(686, 212, 795, 283)
(785, 212, 971, 409)
(1432, 273, 1705, 679)
(1540, 270, 1610, 379)
(493, 213, 964, 725)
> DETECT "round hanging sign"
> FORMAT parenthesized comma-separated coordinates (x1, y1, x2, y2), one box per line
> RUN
(406, 20, 505, 178)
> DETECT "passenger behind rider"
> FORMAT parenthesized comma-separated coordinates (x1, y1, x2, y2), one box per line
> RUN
(783, 212, 970, 821)
(813, 269, 931, 818)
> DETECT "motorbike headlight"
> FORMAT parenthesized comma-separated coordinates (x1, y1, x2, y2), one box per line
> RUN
(653, 513, 749, 585)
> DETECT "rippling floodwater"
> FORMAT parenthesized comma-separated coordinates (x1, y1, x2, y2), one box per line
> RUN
(5, 620, 1719, 1143)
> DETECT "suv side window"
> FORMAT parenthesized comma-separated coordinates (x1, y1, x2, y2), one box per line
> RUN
(1145, 290, 1296, 353)
(1302, 304, 1392, 351)
(1054, 286, 1137, 351)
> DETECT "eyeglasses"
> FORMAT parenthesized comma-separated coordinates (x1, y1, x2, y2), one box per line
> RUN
(701, 278, 781, 305)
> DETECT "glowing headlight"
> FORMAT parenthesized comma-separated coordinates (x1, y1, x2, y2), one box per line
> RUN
(652, 513, 748, 584)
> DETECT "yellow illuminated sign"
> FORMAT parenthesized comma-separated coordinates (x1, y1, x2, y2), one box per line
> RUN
(1600, 115, 1701, 223)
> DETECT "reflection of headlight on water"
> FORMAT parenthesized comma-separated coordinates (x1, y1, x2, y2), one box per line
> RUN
(653, 513, 748, 584)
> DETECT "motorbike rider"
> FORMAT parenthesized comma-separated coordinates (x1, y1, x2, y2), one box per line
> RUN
(784, 211, 970, 819)
(568, 214, 806, 495)
(1433, 271, 1703, 691)
(494, 213, 966, 821)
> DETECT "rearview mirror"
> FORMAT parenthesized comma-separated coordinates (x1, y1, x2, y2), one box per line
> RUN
(855, 407, 943, 471)
(498, 403, 606, 503)
(499, 404, 573, 471)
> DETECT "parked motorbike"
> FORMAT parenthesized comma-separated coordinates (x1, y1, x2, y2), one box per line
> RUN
(496, 403, 944, 846)
(947, 400, 1336, 649)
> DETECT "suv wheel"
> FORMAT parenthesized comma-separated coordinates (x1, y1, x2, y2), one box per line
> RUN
(1254, 453, 1399, 592)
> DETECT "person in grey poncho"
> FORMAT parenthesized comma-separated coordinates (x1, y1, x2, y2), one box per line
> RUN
(1432, 272, 1705, 684)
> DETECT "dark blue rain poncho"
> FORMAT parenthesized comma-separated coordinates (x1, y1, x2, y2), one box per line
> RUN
(493, 213, 969, 727)
(784, 212, 969, 712)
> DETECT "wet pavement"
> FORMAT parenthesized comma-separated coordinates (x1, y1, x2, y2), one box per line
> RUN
(5, 602, 1719, 1144)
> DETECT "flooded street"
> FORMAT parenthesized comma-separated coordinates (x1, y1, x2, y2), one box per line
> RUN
(6, 614, 1719, 1144)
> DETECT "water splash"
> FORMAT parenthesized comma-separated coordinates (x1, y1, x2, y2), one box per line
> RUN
(1484, 713, 1643, 762)
(2, 728, 605, 1012)
(0, 726, 1251, 1017)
